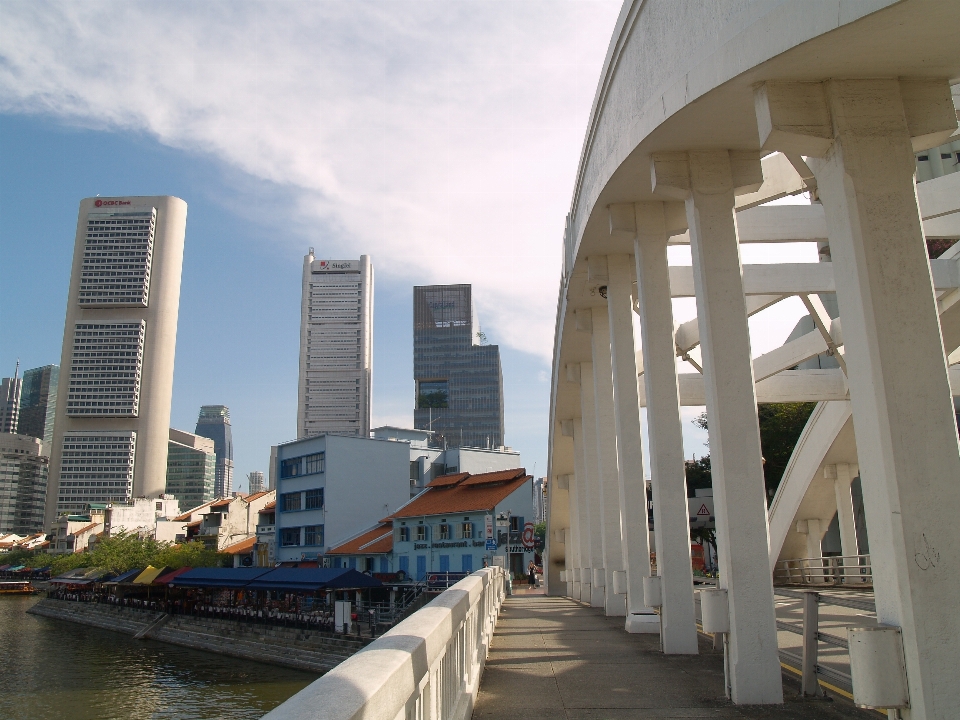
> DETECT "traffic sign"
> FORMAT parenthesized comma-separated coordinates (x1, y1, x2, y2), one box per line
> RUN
(485, 539, 497, 551)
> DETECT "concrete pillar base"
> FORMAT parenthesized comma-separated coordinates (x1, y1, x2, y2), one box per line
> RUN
(590, 586, 604, 607)
(626, 613, 661, 634)
(605, 594, 627, 617)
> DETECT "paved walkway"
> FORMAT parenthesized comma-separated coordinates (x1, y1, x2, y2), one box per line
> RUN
(473, 595, 877, 719)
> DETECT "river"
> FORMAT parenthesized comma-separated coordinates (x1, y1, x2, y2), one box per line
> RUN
(0, 595, 316, 720)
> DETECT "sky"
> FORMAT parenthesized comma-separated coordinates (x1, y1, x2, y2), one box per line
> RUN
(0, 1, 814, 491)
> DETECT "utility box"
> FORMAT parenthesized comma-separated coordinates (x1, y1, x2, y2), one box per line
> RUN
(699, 588, 730, 634)
(848, 626, 909, 709)
(643, 575, 662, 607)
(334, 601, 351, 633)
(612, 570, 627, 595)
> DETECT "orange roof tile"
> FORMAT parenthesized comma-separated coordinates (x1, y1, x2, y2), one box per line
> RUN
(426, 472, 469, 488)
(245, 491, 270, 502)
(185, 520, 202, 528)
(460, 468, 527, 486)
(328, 522, 394, 555)
(389, 469, 530, 519)
(210, 498, 232, 508)
(222, 537, 257, 554)
(259, 501, 276, 512)
(173, 500, 216, 522)
(72, 523, 100, 536)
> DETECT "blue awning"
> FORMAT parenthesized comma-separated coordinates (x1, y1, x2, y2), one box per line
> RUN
(171, 567, 273, 588)
(246, 568, 383, 591)
(103, 568, 144, 584)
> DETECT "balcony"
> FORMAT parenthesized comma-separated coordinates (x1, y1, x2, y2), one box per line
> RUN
(256, 524, 276, 537)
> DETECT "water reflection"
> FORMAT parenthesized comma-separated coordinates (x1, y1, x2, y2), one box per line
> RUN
(0, 596, 317, 720)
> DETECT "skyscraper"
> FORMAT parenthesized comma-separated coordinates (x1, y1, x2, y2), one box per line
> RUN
(247, 470, 265, 494)
(18, 365, 59, 445)
(0, 362, 22, 434)
(45, 196, 188, 527)
(194, 405, 234, 498)
(0, 433, 49, 535)
(297, 251, 373, 438)
(413, 284, 504, 449)
(166, 428, 216, 510)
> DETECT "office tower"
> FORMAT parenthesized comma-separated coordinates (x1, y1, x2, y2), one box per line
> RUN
(166, 428, 216, 510)
(194, 405, 234, 497)
(0, 362, 22, 434)
(247, 470, 265, 494)
(45, 196, 188, 527)
(0, 433, 49, 534)
(18, 365, 59, 445)
(413, 284, 504, 449)
(298, 251, 373, 438)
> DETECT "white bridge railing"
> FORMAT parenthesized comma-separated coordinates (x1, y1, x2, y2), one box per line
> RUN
(262, 567, 506, 720)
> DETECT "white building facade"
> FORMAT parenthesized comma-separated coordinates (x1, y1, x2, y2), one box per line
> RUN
(44, 196, 188, 527)
(297, 252, 373, 439)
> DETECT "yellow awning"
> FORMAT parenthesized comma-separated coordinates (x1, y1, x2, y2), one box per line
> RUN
(132, 565, 168, 584)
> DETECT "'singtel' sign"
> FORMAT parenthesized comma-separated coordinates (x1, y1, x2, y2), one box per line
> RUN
(314, 259, 360, 272)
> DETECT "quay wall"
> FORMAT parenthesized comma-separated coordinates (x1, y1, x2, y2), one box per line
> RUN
(28, 598, 369, 674)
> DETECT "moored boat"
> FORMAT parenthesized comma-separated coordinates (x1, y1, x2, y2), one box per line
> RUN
(0, 580, 37, 595)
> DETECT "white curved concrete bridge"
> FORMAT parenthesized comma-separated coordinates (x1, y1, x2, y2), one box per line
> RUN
(544, 1, 960, 717)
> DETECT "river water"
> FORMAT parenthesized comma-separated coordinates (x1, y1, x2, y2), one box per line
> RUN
(0, 595, 317, 720)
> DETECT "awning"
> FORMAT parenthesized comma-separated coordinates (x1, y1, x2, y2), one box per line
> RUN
(171, 567, 273, 588)
(246, 568, 383, 591)
(132, 566, 170, 585)
(50, 568, 115, 585)
(154, 567, 192, 585)
(103, 568, 144, 585)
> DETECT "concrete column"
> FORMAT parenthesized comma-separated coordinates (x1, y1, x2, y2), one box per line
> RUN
(605, 253, 660, 634)
(831, 463, 859, 579)
(579, 361, 606, 608)
(652, 150, 783, 704)
(633, 208, 699, 654)
(589, 298, 627, 616)
(568, 412, 589, 602)
(757, 79, 960, 719)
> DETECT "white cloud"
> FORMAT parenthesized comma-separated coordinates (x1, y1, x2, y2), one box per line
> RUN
(0, 0, 623, 358)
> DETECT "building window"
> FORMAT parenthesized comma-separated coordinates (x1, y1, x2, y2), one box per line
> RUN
(281, 527, 301, 546)
(304, 525, 324, 546)
(458, 521, 473, 539)
(415, 525, 427, 541)
(410, 461, 419, 481)
(417, 380, 448, 409)
(280, 457, 302, 478)
(305, 488, 324, 510)
(281, 492, 302, 512)
(304, 453, 324, 475)
(510, 515, 524, 543)
(437, 523, 450, 540)
(398, 526, 410, 542)
(430, 462, 445, 481)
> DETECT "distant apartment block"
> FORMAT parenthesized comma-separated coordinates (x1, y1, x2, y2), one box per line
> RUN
(194, 405, 234, 498)
(17, 365, 58, 445)
(413, 284, 504, 449)
(298, 252, 373, 438)
(0, 433, 49, 535)
(45, 196, 188, 527)
(247, 470, 265, 494)
(166, 428, 217, 510)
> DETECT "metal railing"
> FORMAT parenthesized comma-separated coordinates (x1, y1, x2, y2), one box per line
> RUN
(774, 587, 876, 696)
(773, 554, 872, 586)
(262, 566, 507, 720)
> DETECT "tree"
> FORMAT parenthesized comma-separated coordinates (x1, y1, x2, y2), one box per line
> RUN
(154, 540, 227, 569)
(533, 522, 546, 552)
(687, 402, 816, 501)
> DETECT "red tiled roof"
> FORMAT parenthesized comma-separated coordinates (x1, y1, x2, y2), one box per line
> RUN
(185, 520, 201, 528)
(426, 472, 469, 488)
(389, 469, 530, 519)
(328, 522, 394, 555)
(259, 501, 276, 512)
(460, 468, 527, 486)
(245, 491, 270, 502)
(73, 523, 100, 536)
(210, 498, 232, 508)
(222, 537, 257, 554)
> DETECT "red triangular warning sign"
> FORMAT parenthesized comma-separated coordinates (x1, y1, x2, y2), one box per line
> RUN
(697, 504, 710, 516)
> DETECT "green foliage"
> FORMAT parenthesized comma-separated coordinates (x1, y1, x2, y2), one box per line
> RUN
(154, 540, 227, 569)
(686, 403, 816, 501)
(417, 391, 448, 409)
(49, 551, 89, 575)
(533, 522, 546, 552)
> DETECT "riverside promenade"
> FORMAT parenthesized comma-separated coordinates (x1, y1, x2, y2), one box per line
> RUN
(473, 593, 876, 720)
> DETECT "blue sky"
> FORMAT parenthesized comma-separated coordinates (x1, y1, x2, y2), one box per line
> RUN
(1, 1, 815, 490)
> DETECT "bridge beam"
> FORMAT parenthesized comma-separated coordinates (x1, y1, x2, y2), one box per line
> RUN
(605, 254, 658, 631)
(633, 209, 699, 653)
(652, 149, 784, 704)
(757, 78, 960, 720)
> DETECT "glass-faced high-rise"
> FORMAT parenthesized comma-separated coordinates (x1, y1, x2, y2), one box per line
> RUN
(18, 365, 59, 445)
(413, 285, 504, 449)
(194, 405, 234, 498)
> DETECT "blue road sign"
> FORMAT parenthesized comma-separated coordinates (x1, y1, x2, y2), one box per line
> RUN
(485, 539, 497, 551)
